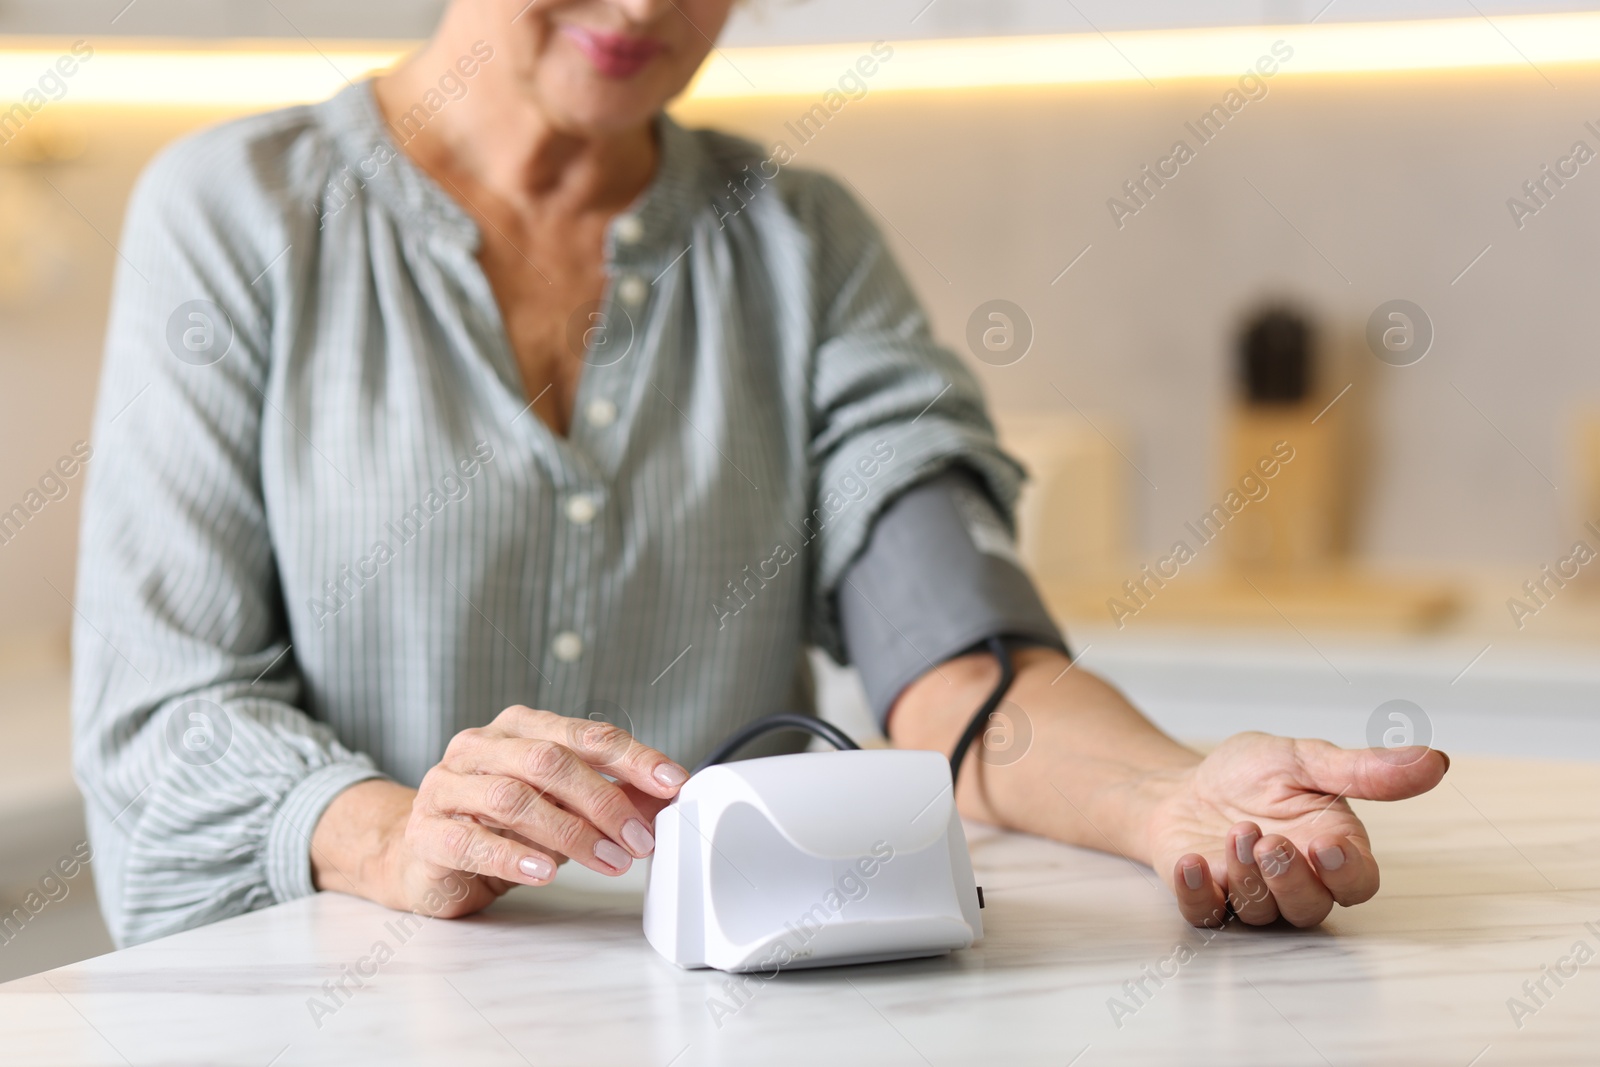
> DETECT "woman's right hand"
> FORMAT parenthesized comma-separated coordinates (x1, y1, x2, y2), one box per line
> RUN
(311, 705, 690, 917)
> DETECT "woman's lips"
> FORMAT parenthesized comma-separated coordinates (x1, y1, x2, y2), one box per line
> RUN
(560, 26, 665, 79)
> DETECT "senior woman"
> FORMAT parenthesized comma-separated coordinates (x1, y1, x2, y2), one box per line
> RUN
(74, 0, 1446, 947)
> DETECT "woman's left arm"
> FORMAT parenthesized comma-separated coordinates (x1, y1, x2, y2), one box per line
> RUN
(794, 171, 1449, 927)
(888, 645, 1450, 928)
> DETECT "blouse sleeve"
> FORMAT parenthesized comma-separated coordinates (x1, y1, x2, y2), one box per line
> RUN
(72, 126, 384, 947)
(799, 173, 1029, 660)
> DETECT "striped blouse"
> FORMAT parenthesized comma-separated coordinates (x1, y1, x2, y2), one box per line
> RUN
(72, 81, 1022, 946)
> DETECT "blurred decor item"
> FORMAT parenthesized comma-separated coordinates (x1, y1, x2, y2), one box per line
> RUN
(1577, 408, 1600, 599)
(0, 168, 73, 305)
(0, 117, 85, 305)
(1581, 409, 1600, 526)
(1200, 302, 1459, 629)
(1001, 411, 1128, 584)
(1040, 304, 1460, 634)
(1225, 305, 1342, 572)
(0, 117, 87, 166)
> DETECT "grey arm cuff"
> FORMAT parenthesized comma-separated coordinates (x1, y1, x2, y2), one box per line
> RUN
(837, 468, 1069, 727)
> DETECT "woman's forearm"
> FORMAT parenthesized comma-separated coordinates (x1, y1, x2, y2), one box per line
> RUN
(887, 646, 1201, 865)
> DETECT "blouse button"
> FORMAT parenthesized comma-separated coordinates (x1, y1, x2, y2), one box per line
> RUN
(586, 398, 618, 428)
(552, 631, 584, 662)
(565, 494, 598, 526)
(614, 214, 644, 244)
(616, 275, 648, 307)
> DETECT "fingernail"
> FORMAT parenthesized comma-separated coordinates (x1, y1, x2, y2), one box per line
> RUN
(1315, 845, 1345, 872)
(594, 839, 632, 872)
(1261, 846, 1291, 877)
(653, 763, 688, 789)
(519, 856, 555, 882)
(1439, 752, 1451, 774)
(1182, 863, 1203, 890)
(621, 818, 655, 857)
(1235, 830, 1259, 865)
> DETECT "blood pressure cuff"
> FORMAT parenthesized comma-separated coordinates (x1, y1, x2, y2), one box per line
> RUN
(837, 467, 1069, 727)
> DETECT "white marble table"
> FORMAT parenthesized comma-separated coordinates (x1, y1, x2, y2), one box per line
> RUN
(4, 755, 1598, 1066)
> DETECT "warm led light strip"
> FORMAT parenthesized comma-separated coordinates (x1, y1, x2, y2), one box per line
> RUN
(2, 12, 1600, 109)
(0, 45, 408, 109)
(689, 13, 1600, 97)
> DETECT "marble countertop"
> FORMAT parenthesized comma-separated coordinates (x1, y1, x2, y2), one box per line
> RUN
(3, 755, 1598, 1066)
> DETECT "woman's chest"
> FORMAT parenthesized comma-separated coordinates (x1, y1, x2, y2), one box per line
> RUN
(264, 231, 814, 587)
(477, 217, 609, 436)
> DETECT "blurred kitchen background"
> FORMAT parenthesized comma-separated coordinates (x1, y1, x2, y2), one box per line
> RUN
(4, 0, 1600, 980)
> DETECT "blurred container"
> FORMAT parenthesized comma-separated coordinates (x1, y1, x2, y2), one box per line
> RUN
(1224, 306, 1346, 573)
(999, 411, 1129, 584)
(1576, 408, 1600, 599)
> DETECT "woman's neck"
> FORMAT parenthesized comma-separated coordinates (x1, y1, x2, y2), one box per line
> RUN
(373, 4, 657, 220)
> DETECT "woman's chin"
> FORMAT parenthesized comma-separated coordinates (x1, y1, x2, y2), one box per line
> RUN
(541, 93, 669, 136)
(534, 61, 690, 135)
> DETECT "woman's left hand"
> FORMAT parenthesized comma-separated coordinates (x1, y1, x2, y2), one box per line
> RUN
(892, 647, 1451, 929)
(1145, 732, 1450, 927)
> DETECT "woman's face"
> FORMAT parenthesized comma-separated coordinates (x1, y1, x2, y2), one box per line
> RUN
(482, 0, 739, 133)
